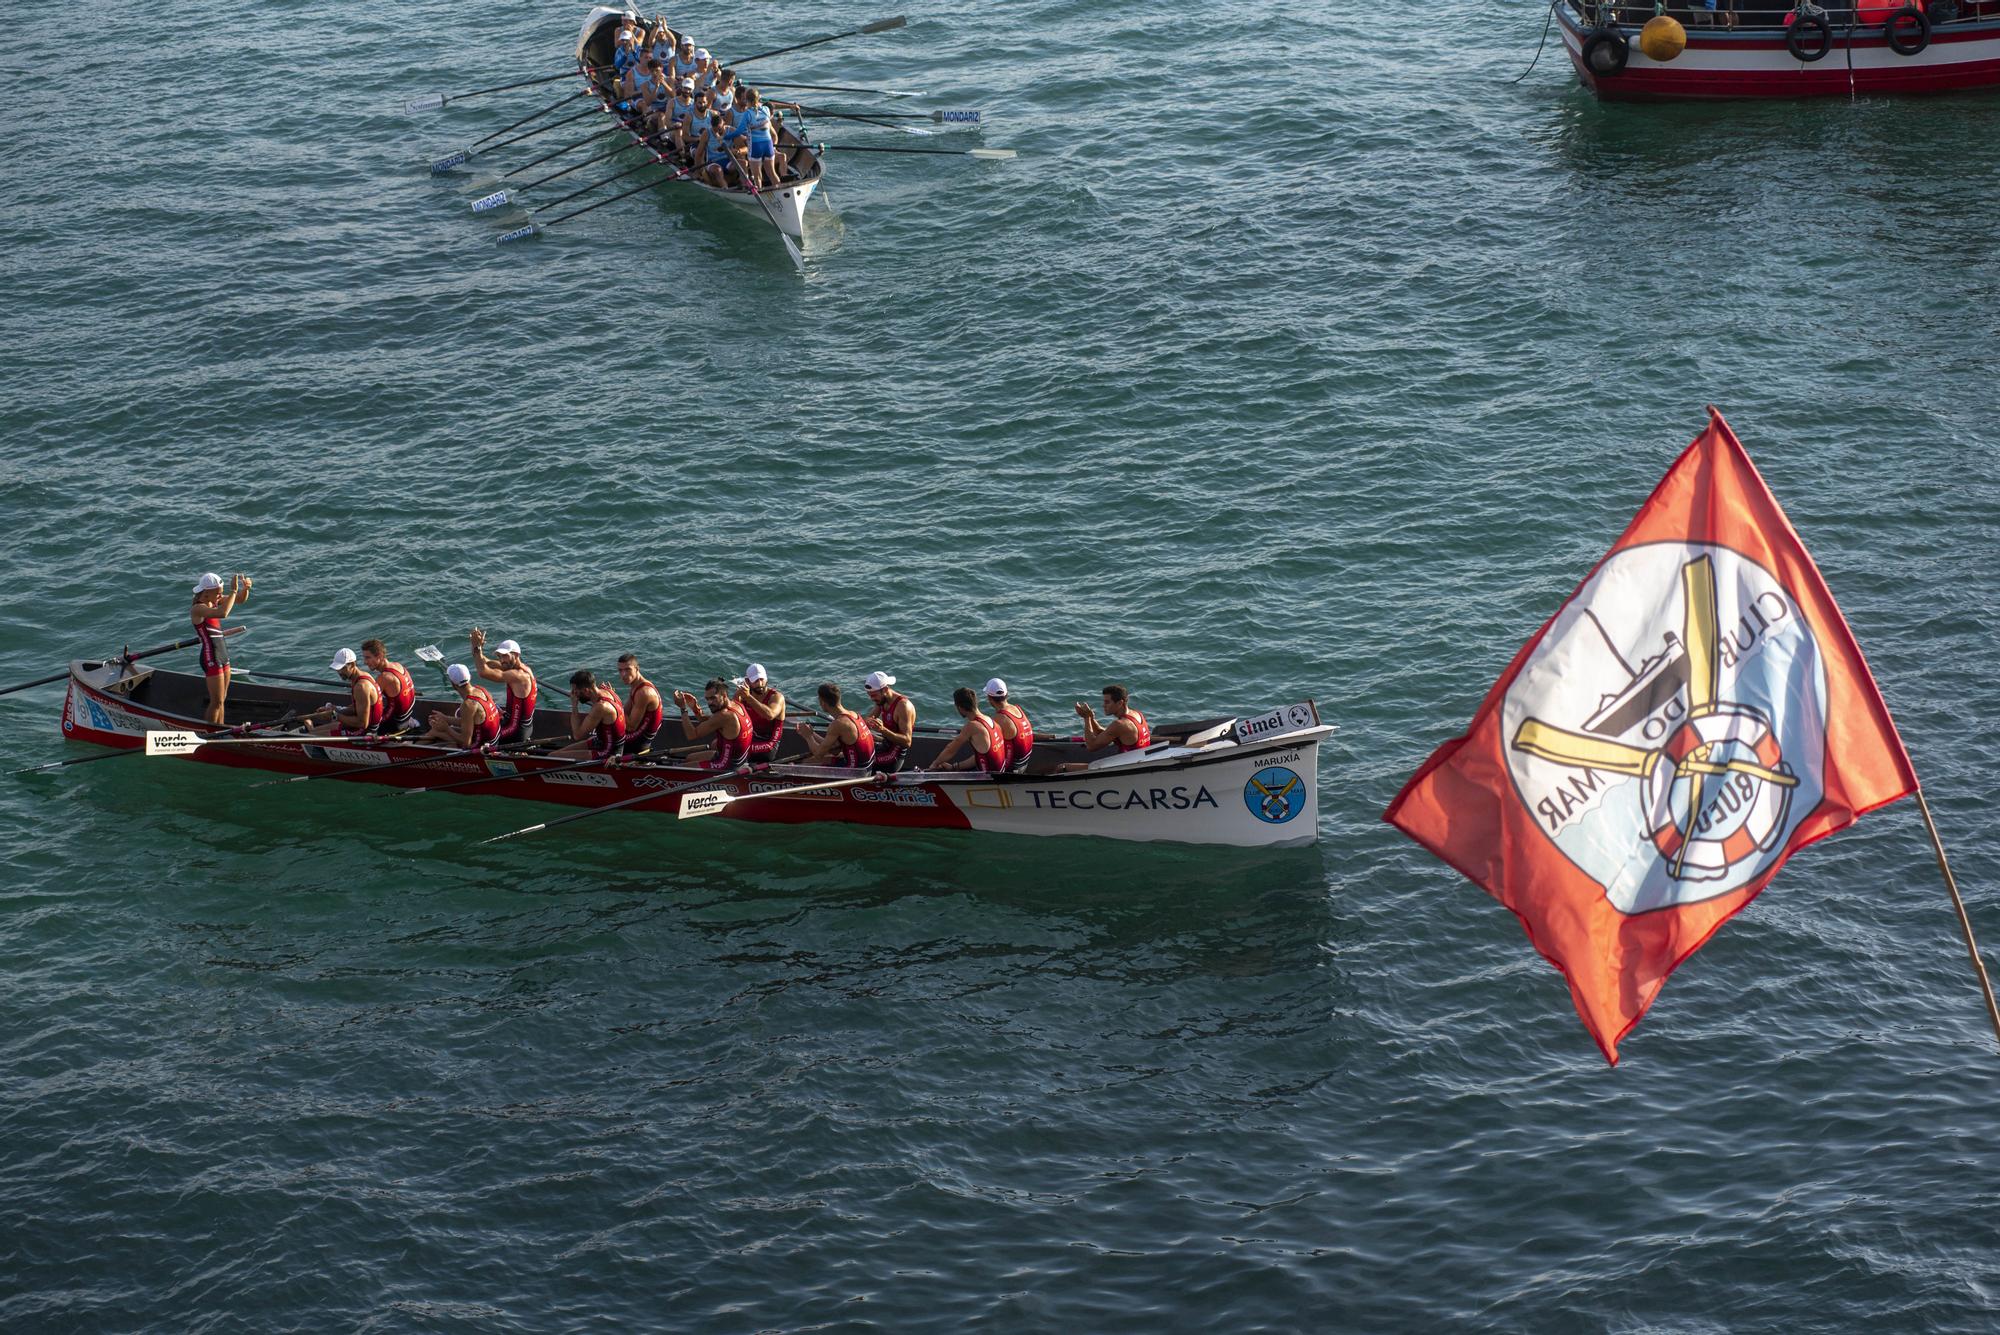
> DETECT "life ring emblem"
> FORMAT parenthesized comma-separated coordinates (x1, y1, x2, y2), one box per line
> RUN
(1640, 705, 1795, 881)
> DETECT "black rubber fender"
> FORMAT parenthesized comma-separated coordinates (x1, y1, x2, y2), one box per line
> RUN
(1582, 26, 1630, 76)
(1787, 14, 1834, 62)
(1886, 5, 1931, 56)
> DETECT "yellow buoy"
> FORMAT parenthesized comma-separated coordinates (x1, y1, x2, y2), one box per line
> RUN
(1640, 14, 1687, 61)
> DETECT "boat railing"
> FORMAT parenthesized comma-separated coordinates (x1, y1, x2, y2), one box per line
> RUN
(1569, 0, 1997, 29)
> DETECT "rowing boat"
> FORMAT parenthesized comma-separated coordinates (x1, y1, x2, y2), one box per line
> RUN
(573, 6, 823, 240)
(59, 657, 1333, 848)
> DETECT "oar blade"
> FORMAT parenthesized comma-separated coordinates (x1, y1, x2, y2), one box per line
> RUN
(936, 110, 980, 123)
(780, 232, 807, 272)
(406, 93, 446, 114)
(862, 15, 909, 33)
(679, 790, 735, 820)
(144, 730, 206, 758)
(431, 149, 470, 174)
(968, 148, 1017, 160)
(482, 823, 546, 845)
(496, 223, 541, 245)
(470, 189, 513, 213)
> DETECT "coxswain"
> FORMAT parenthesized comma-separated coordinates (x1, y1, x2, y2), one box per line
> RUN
(984, 677, 1035, 772)
(616, 653, 665, 759)
(934, 687, 1007, 774)
(675, 678, 751, 769)
(363, 638, 418, 734)
(792, 682, 876, 769)
(556, 669, 627, 761)
(732, 87, 782, 191)
(190, 570, 250, 726)
(420, 663, 501, 748)
(313, 648, 384, 736)
(468, 628, 538, 746)
(862, 671, 916, 773)
(736, 663, 787, 764)
(1074, 683, 1151, 753)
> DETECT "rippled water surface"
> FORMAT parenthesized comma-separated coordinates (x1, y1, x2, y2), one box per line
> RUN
(4, 1, 1999, 1329)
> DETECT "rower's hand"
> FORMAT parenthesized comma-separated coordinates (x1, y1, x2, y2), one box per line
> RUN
(1073, 702, 1093, 721)
(470, 627, 485, 650)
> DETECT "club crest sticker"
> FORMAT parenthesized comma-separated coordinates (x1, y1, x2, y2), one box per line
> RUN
(1499, 542, 1828, 914)
(1245, 766, 1306, 824)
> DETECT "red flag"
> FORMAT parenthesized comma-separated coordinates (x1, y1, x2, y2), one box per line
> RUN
(1384, 409, 1917, 1063)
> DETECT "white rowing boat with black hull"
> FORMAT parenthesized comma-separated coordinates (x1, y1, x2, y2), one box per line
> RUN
(574, 6, 822, 241)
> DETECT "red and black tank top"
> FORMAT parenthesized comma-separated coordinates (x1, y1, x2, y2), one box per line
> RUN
(591, 691, 628, 759)
(746, 690, 784, 754)
(972, 715, 1006, 774)
(502, 667, 538, 735)
(1118, 708, 1152, 753)
(997, 702, 1034, 768)
(626, 684, 664, 742)
(465, 686, 501, 745)
(703, 699, 751, 770)
(872, 693, 908, 763)
(837, 709, 876, 769)
(352, 675, 384, 730)
(378, 661, 416, 720)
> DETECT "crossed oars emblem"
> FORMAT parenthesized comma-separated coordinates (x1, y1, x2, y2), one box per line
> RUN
(1511, 555, 1798, 876)
(1247, 771, 1301, 822)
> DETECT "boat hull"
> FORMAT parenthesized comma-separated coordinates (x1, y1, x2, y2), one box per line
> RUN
(58, 662, 1329, 849)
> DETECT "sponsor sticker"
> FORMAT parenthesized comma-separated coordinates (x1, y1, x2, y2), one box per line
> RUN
(541, 770, 616, 788)
(1234, 702, 1318, 744)
(851, 787, 937, 808)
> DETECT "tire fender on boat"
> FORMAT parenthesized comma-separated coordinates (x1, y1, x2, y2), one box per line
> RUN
(1885, 5, 1931, 55)
(1786, 13, 1835, 62)
(1581, 26, 1631, 76)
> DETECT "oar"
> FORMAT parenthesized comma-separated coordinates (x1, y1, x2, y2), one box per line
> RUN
(406, 67, 607, 114)
(10, 709, 301, 777)
(0, 627, 246, 699)
(792, 105, 979, 125)
(497, 164, 694, 244)
(249, 735, 566, 788)
(482, 764, 750, 844)
(431, 102, 601, 174)
(757, 81, 926, 99)
(471, 136, 648, 212)
(496, 125, 624, 180)
(679, 770, 883, 820)
(816, 144, 1017, 160)
(732, 16, 907, 67)
(402, 755, 606, 796)
(142, 727, 407, 758)
(234, 668, 337, 688)
(740, 169, 808, 271)
(792, 108, 935, 137)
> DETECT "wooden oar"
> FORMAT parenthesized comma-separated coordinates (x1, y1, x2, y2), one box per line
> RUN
(679, 770, 883, 819)
(0, 626, 246, 699)
(482, 764, 750, 844)
(405, 67, 608, 115)
(403, 754, 607, 796)
(733, 16, 906, 67)
(10, 709, 301, 777)
(816, 144, 1016, 160)
(431, 102, 601, 174)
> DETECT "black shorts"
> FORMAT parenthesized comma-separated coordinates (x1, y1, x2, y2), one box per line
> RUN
(872, 751, 908, 775)
(623, 728, 661, 759)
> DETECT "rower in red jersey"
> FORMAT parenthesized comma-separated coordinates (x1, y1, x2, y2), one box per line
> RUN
(935, 686, 1007, 774)
(984, 677, 1035, 772)
(469, 627, 538, 746)
(420, 663, 501, 747)
(861, 670, 916, 774)
(362, 638, 418, 734)
(735, 662, 787, 765)
(676, 678, 752, 770)
(793, 682, 876, 769)
(555, 669, 627, 761)
(616, 653, 665, 760)
(189, 570, 251, 725)
(312, 647, 384, 736)
(1075, 683, 1151, 754)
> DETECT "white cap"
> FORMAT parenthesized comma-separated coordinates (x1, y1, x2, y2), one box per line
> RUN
(694, 47, 710, 60)
(864, 671, 896, 691)
(744, 662, 768, 683)
(984, 678, 1008, 698)
(193, 572, 223, 593)
(329, 648, 358, 672)
(494, 638, 522, 658)
(446, 663, 472, 686)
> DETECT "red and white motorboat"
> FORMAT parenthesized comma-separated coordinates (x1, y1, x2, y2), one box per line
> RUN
(1558, 0, 2000, 99)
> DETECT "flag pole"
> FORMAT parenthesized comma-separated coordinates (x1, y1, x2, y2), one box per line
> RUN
(1915, 786, 2000, 1048)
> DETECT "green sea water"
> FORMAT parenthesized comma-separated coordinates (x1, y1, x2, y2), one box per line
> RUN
(3, 1, 1999, 1329)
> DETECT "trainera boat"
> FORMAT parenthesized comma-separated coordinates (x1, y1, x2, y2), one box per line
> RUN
(574, 6, 821, 240)
(59, 658, 1334, 849)
(1559, 0, 2000, 98)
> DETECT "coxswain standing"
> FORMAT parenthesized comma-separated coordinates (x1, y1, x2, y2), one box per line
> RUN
(676, 678, 752, 769)
(421, 664, 501, 748)
(363, 639, 419, 734)
(984, 678, 1035, 772)
(793, 682, 876, 768)
(313, 648, 384, 736)
(934, 687, 1007, 774)
(732, 88, 782, 192)
(1074, 683, 1151, 754)
(736, 663, 787, 764)
(862, 671, 916, 774)
(556, 670, 627, 762)
(190, 571, 250, 726)
(468, 628, 538, 747)
(617, 653, 665, 759)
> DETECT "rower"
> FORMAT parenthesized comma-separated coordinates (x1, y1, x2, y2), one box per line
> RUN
(736, 663, 787, 764)
(668, 82, 702, 158)
(792, 682, 876, 769)
(675, 678, 751, 769)
(556, 669, 627, 762)
(691, 48, 717, 94)
(1074, 683, 1151, 754)
(189, 570, 250, 726)
(616, 653, 665, 759)
(985, 678, 1035, 772)
(313, 648, 384, 736)
(934, 687, 1007, 774)
(363, 639, 418, 734)
(698, 110, 736, 186)
(613, 23, 642, 74)
(647, 19, 678, 66)
(708, 66, 736, 116)
(862, 670, 916, 774)
(468, 628, 539, 746)
(671, 35, 701, 84)
(732, 87, 781, 191)
(420, 663, 501, 748)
